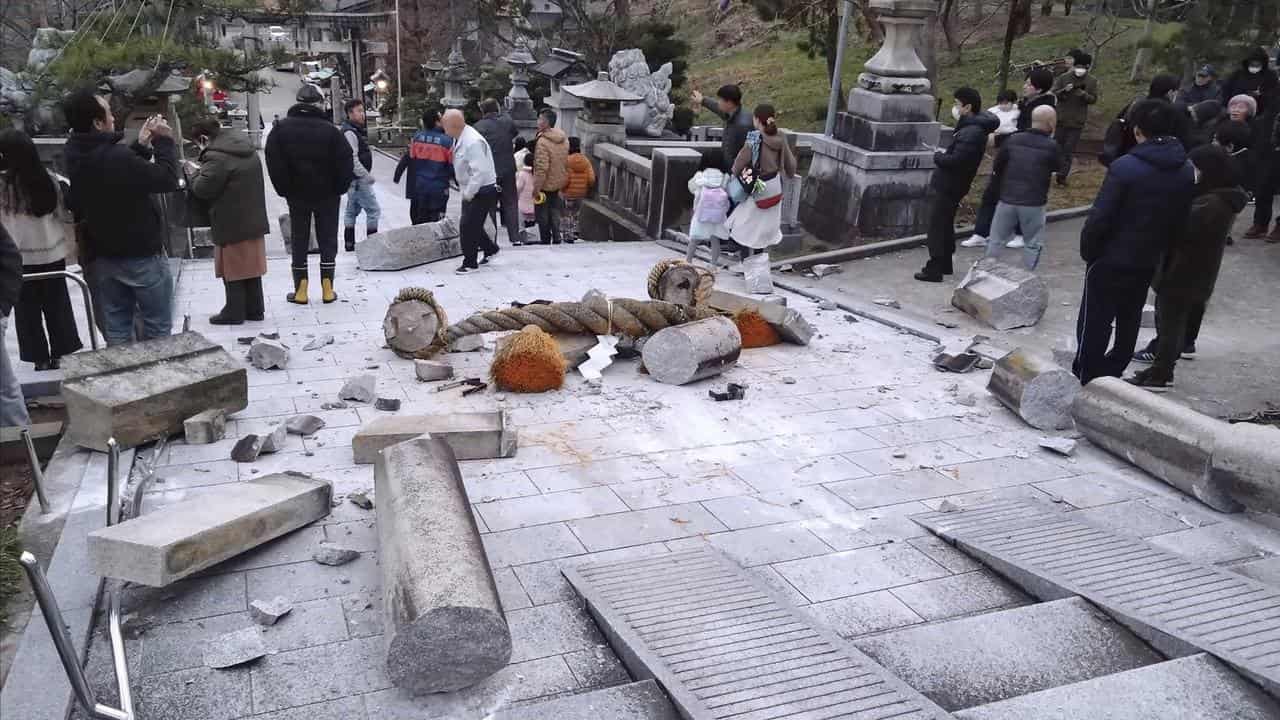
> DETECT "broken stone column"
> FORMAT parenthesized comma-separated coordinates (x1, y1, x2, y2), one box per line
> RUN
(642, 316, 742, 385)
(356, 218, 462, 271)
(352, 412, 517, 463)
(1211, 422, 1280, 515)
(987, 348, 1080, 431)
(706, 289, 814, 346)
(376, 438, 512, 693)
(61, 332, 248, 451)
(952, 258, 1049, 330)
(88, 472, 332, 586)
(385, 294, 446, 359)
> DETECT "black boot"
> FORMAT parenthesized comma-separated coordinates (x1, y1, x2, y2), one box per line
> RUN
(344, 226, 356, 252)
(367, 223, 378, 237)
(244, 277, 265, 321)
(211, 280, 247, 324)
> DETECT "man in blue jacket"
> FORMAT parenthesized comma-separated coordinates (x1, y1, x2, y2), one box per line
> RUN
(916, 87, 999, 282)
(394, 108, 454, 224)
(1074, 100, 1195, 384)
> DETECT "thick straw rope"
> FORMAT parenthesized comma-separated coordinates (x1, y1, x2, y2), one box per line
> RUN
(445, 297, 719, 342)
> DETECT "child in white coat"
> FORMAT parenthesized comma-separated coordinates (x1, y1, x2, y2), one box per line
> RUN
(686, 151, 731, 268)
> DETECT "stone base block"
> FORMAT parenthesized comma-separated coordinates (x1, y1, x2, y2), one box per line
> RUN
(183, 408, 226, 445)
(799, 136, 934, 244)
(88, 472, 332, 586)
(61, 331, 248, 451)
(847, 88, 937, 123)
(834, 113, 940, 152)
(952, 259, 1049, 330)
(352, 411, 517, 464)
(706, 289, 813, 345)
(356, 218, 461, 271)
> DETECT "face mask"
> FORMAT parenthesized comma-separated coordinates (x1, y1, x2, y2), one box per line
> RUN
(1250, 64, 1263, 74)
(951, 105, 961, 121)
(1073, 67, 1088, 77)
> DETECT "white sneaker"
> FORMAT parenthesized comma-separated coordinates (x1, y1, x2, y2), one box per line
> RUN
(960, 235, 987, 248)
(1006, 236, 1026, 249)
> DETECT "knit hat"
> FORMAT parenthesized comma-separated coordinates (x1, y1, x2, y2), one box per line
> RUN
(296, 83, 324, 105)
(1228, 93, 1258, 117)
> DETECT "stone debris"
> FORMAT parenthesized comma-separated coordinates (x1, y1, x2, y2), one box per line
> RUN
(348, 491, 373, 509)
(313, 543, 360, 566)
(937, 500, 961, 513)
(642, 316, 742, 385)
(450, 334, 485, 353)
(818, 299, 838, 311)
(183, 408, 226, 445)
(782, 376, 797, 384)
(414, 359, 454, 381)
(952, 258, 1049, 330)
(230, 434, 264, 463)
(891, 449, 908, 458)
(988, 348, 1080, 431)
(248, 337, 290, 370)
(257, 422, 288, 454)
(321, 401, 348, 410)
(356, 217, 461, 271)
(955, 393, 978, 407)
(285, 414, 325, 436)
(249, 596, 293, 626)
(204, 627, 267, 669)
(932, 351, 980, 373)
(1038, 437, 1077, 456)
(872, 298, 901, 309)
(339, 374, 377, 403)
(708, 383, 747, 401)
(375, 397, 402, 412)
(811, 264, 843, 278)
(302, 334, 335, 351)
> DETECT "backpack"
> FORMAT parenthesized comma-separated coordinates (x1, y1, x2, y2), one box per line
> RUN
(697, 184, 730, 224)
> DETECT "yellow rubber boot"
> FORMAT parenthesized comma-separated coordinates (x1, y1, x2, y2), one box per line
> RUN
(321, 277, 337, 304)
(286, 277, 308, 305)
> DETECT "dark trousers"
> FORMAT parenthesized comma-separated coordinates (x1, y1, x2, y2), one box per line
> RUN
(974, 177, 999, 238)
(15, 259, 83, 363)
(460, 187, 498, 268)
(537, 189, 562, 244)
(1055, 125, 1083, 177)
(1253, 154, 1280, 228)
(496, 173, 521, 243)
(1073, 262, 1154, 384)
(288, 196, 340, 277)
(925, 192, 962, 274)
(409, 195, 447, 225)
(1149, 294, 1205, 377)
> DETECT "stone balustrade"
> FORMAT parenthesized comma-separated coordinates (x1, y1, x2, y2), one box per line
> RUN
(594, 142, 653, 225)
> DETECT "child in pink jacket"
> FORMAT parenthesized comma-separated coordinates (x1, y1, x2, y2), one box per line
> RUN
(514, 154, 537, 244)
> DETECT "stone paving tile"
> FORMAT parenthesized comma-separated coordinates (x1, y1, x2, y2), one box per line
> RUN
(137, 666, 252, 720)
(765, 428, 885, 458)
(665, 521, 835, 566)
(250, 636, 390, 713)
(647, 441, 782, 477)
(362, 656, 579, 719)
(906, 534, 982, 573)
(341, 592, 383, 638)
(124, 571, 248, 625)
(214, 526, 328, 573)
(824, 468, 967, 508)
(566, 503, 727, 551)
(1230, 556, 1280, 586)
(494, 567, 534, 610)
(324, 520, 378, 552)
(1031, 472, 1151, 508)
(699, 486, 854, 530)
(563, 645, 632, 690)
(802, 502, 933, 550)
(149, 460, 241, 492)
(800, 589, 925, 639)
(773, 542, 951, 603)
(513, 561, 579, 606)
(506, 601, 605, 664)
(843, 441, 977, 476)
(940, 434, 1036, 461)
(1146, 523, 1271, 564)
(729, 454, 869, 492)
(610, 474, 754, 510)
(476, 487, 629, 531)
(751, 564, 812, 607)
(859, 417, 983, 446)
(888, 570, 1031, 621)
(918, 483, 1065, 511)
(258, 597, 352, 654)
(788, 406, 903, 432)
(246, 553, 381, 604)
(482, 523, 589, 568)
(941, 454, 1079, 485)
(137, 611, 246, 676)
(1073, 499, 1199, 539)
(235, 696, 368, 720)
(464, 471, 542, 501)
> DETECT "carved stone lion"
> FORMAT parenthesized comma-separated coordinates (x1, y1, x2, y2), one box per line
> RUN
(608, 48, 674, 138)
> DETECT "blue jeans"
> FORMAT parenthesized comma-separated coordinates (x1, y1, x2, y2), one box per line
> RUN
(344, 180, 381, 229)
(987, 202, 1047, 270)
(92, 255, 173, 346)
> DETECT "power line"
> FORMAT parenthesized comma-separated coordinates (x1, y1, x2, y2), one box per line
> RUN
(125, 0, 148, 42)
(152, 0, 176, 72)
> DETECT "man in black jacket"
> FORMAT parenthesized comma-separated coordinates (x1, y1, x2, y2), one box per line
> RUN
(265, 84, 354, 305)
(340, 98, 380, 252)
(63, 87, 179, 346)
(916, 87, 998, 282)
(986, 105, 1061, 270)
(692, 84, 754, 173)
(0, 222, 29, 428)
(475, 98, 521, 244)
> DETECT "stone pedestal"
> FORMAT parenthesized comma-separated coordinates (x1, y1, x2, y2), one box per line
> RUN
(647, 147, 702, 239)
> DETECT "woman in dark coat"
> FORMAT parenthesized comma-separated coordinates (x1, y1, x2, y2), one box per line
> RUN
(188, 119, 269, 324)
(1130, 144, 1247, 389)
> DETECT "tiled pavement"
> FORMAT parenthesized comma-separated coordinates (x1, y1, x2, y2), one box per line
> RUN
(72, 239, 1280, 719)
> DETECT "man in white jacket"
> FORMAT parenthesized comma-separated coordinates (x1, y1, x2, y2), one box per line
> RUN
(442, 109, 499, 275)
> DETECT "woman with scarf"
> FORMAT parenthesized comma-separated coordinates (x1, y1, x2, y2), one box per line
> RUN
(725, 104, 798, 256)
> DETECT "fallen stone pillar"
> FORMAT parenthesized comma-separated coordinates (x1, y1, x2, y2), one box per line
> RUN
(356, 218, 462, 271)
(88, 472, 331, 586)
(705, 289, 813, 345)
(376, 438, 511, 693)
(352, 411, 517, 464)
(987, 348, 1080, 431)
(61, 331, 248, 451)
(952, 258, 1049, 330)
(1212, 423, 1280, 515)
(642, 316, 742, 385)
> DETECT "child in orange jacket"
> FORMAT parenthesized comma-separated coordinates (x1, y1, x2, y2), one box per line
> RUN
(561, 136, 595, 243)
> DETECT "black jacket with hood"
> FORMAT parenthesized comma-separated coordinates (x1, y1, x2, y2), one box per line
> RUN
(474, 112, 519, 179)
(64, 131, 179, 259)
(931, 111, 999, 198)
(1221, 48, 1279, 116)
(264, 102, 355, 202)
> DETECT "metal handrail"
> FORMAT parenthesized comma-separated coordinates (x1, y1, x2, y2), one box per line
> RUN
(20, 428, 50, 513)
(21, 269, 101, 351)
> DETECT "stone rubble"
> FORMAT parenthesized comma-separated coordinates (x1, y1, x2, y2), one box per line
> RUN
(231, 435, 265, 463)
(451, 335, 485, 353)
(257, 422, 288, 454)
(285, 414, 325, 436)
(951, 258, 1049, 330)
(1038, 437, 1078, 456)
(339, 374, 377, 403)
(348, 491, 374, 509)
(414, 359, 455, 381)
(375, 397, 402, 411)
(182, 408, 226, 445)
(811, 264, 843, 278)
(302, 334, 335, 351)
(312, 543, 361, 566)
(249, 596, 294, 626)
(248, 337, 290, 370)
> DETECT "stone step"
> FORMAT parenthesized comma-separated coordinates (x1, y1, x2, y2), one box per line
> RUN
(853, 596, 1163, 712)
(492, 680, 680, 720)
(953, 654, 1280, 720)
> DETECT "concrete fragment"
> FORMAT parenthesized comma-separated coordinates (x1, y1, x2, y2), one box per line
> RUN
(987, 348, 1080, 431)
(374, 397, 402, 412)
(61, 332, 248, 451)
(642, 316, 742, 385)
(204, 627, 267, 669)
(302, 334, 334, 351)
(183, 408, 226, 445)
(356, 217, 462, 271)
(339, 374, 377, 403)
(451, 334, 484, 353)
(348, 491, 373, 509)
(952, 258, 1049, 330)
(705, 289, 812, 346)
(352, 411, 517, 463)
(312, 543, 360, 566)
(376, 438, 512, 693)
(818, 299, 838, 310)
(414, 359, 454, 381)
(249, 596, 293, 626)
(811, 263, 843, 278)
(873, 298, 901, 309)
(285, 414, 325, 436)
(1038, 437, 1077, 456)
(88, 473, 332, 586)
(257, 422, 287, 453)
(248, 337, 290, 370)
(231, 435, 264, 463)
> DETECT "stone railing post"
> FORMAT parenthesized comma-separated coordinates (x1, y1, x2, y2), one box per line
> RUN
(647, 147, 702, 240)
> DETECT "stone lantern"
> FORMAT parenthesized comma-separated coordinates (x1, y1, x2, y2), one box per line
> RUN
(799, 0, 941, 246)
(563, 71, 642, 159)
(533, 48, 591, 137)
(441, 41, 470, 110)
(504, 38, 539, 136)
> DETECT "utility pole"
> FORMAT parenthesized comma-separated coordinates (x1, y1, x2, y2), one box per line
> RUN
(824, 0, 853, 137)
